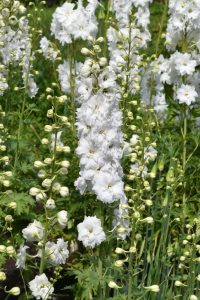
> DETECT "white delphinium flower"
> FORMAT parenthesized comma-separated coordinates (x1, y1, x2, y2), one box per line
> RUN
(50, 131, 63, 150)
(22, 220, 44, 242)
(93, 171, 125, 204)
(42, 238, 69, 266)
(16, 245, 29, 269)
(176, 84, 198, 106)
(144, 146, 157, 161)
(174, 52, 197, 76)
(40, 36, 58, 61)
(57, 61, 71, 94)
(29, 273, 54, 300)
(77, 216, 106, 248)
(51, 0, 98, 45)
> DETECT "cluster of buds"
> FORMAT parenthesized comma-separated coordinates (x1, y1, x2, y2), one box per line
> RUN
(29, 85, 71, 210)
(0, 106, 12, 193)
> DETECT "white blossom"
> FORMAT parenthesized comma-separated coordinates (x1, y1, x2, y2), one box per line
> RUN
(22, 220, 44, 242)
(77, 216, 106, 248)
(29, 274, 54, 300)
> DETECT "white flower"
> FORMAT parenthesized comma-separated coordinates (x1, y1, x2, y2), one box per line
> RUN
(93, 171, 124, 203)
(40, 36, 58, 61)
(144, 146, 157, 161)
(16, 245, 29, 269)
(43, 238, 69, 266)
(57, 61, 70, 94)
(77, 216, 106, 248)
(29, 274, 54, 300)
(176, 84, 198, 106)
(22, 220, 44, 242)
(57, 210, 68, 228)
(130, 134, 139, 146)
(51, 1, 97, 45)
(174, 52, 196, 76)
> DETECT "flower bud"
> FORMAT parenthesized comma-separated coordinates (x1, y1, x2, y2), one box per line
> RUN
(141, 217, 154, 224)
(5, 215, 14, 222)
(44, 157, 52, 165)
(6, 246, 15, 256)
(175, 280, 187, 287)
(59, 186, 69, 197)
(114, 260, 124, 267)
(0, 245, 6, 252)
(46, 198, 56, 209)
(29, 187, 40, 196)
(7, 287, 20, 296)
(44, 125, 53, 132)
(34, 161, 45, 168)
(99, 57, 107, 66)
(41, 138, 49, 145)
(144, 285, 160, 293)
(108, 281, 121, 289)
(0, 271, 6, 281)
(57, 210, 68, 228)
(190, 296, 198, 300)
(7, 202, 17, 210)
(115, 247, 126, 254)
(60, 160, 70, 168)
(61, 146, 70, 153)
(81, 48, 91, 55)
(42, 178, 52, 188)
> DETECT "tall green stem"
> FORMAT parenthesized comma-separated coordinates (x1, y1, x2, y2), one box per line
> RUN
(182, 107, 187, 220)
(13, 63, 30, 174)
(69, 42, 77, 148)
(103, 0, 111, 57)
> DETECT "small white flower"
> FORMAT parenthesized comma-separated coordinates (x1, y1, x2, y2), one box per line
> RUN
(77, 216, 106, 248)
(57, 210, 68, 228)
(16, 245, 29, 269)
(176, 84, 198, 106)
(43, 238, 69, 266)
(29, 273, 54, 300)
(22, 220, 44, 242)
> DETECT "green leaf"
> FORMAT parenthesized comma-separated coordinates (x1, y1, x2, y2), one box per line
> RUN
(1, 192, 35, 215)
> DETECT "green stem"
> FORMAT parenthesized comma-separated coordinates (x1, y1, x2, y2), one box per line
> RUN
(155, 0, 168, 56)
(13, 61, 31, 174)
(182, 107, 187, 220)
(39, 211, 48, 274)
(128, 227, 135, 300)
(103, 0, 111, 57)
(69, 42, 77, 148)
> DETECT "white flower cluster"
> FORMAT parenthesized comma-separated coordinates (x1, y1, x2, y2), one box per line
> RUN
(110, 0, 152, 29)
(0, 2, 38, 98)
(75, 45, 126, 205)
(166, 0, 200, 51)
(141, 48, 200, 116)
(51, 0, 98, 45)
